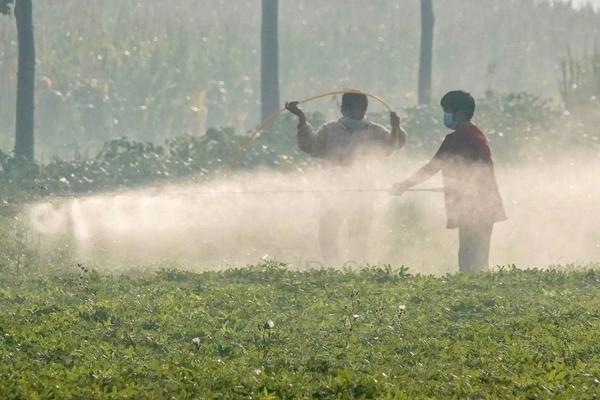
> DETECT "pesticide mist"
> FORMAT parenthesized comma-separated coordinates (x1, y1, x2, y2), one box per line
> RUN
(26, 151, 600, 272)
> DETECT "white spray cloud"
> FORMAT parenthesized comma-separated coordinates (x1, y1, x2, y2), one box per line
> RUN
(26, 152, 600, 272)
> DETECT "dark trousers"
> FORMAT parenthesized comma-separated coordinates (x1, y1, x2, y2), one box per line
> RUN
(458, 223, 494, 272)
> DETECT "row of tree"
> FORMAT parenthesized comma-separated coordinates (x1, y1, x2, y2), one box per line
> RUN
(1, 0, 435, 161)
(261, 0, 435, 120)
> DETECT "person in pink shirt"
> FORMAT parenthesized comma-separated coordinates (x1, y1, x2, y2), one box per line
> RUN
(393, 91, 507, 272)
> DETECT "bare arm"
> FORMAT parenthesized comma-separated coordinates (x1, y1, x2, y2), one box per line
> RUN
(402, 157, 442, 188)
(392, 138, 448, 193)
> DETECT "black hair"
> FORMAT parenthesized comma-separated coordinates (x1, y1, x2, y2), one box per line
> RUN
(341, 93, 368, 114)
(440, 90, 475, 120)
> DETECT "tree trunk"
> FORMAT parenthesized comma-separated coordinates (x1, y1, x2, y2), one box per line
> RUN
(261, 0, 280, 121)
(14, 0, 35, 162)
(418, 0, 434, 106)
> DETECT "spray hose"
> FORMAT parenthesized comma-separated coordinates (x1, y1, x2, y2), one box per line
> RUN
(152, 188, 444, 196)
(0, 188, 442, 217)
(225, 89, 394, 170)
(47, 187, 443, 199)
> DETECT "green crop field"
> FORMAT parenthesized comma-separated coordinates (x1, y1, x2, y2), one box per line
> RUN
(2, 260, 600, 399)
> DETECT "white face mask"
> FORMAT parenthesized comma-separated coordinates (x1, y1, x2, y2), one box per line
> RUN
(340, 116, 368, 130)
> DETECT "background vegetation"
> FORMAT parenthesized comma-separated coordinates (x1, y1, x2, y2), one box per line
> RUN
(1, 0, 600, 159)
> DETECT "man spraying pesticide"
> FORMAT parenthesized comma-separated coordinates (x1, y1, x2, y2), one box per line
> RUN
(285, 92, 406, 264)
(391, 91, 507, 272)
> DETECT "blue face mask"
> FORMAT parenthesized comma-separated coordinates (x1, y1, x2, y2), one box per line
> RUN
(443, 112, 455, 129)
(340, 116, 369, 131)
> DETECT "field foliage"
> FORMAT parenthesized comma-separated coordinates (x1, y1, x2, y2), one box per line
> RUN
(1, 260, 600, 399)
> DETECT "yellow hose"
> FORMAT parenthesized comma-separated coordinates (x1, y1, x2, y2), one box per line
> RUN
(225, 89, 394, 170)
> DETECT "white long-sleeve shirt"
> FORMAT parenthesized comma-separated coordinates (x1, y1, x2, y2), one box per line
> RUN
(298, 119, 398, 165)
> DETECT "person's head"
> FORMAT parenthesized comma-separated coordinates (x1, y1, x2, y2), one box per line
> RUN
(440, 90, 475, 129)
(341, 93, 368, 120)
